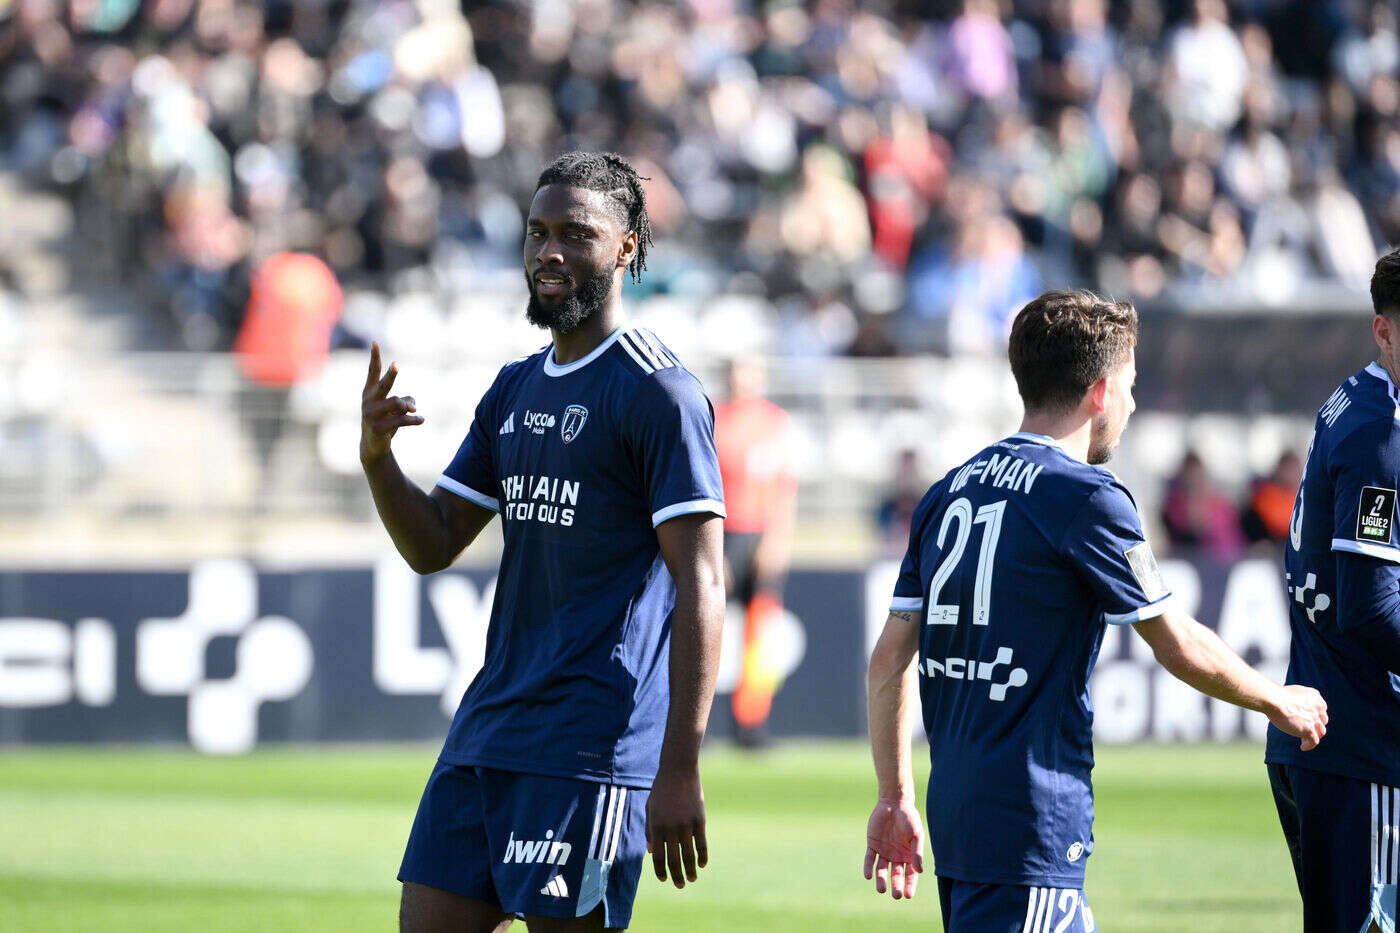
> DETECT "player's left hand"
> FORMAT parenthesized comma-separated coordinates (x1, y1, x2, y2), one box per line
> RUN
(864, 795, 924, 901)
(646, 763, 708, 889)
(1266, 683, 1329, 751)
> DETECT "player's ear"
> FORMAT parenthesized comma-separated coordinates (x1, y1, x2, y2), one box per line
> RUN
(1087, 375, 1110, 415)
(617, 231, 637, 270)
(1374, 313, 1393, 355)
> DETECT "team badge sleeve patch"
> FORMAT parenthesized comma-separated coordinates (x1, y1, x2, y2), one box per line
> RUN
(1356, 486, 1397, 544)
(1123, 542, 1168, 601)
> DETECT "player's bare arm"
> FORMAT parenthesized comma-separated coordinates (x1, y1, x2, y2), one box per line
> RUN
(863, 609, 925, 902)
(1133, 606, 1328, 749)
(647, 512, 725, 890)
(360, 341, 494, 574)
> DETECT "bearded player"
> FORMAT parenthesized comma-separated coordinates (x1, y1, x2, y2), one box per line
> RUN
(863, 289, 1328, 931)
(361, 152, 726, 932)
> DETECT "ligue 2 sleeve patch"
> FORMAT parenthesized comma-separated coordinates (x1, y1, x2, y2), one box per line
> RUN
(1356, 486, 1396, 543)
(1124, 542, 1168, 601)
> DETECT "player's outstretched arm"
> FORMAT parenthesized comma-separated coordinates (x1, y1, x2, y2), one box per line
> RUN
(648, 513, 726, 890)
(1133, 606, 1328, 749)
(360, 343, 493, 574)
(864, 610, 925, 901)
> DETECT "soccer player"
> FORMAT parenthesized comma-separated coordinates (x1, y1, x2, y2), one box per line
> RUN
(360, 152, 727, 932)
(1266, 246, 1400, 933)
(863, 289, 1328, 931)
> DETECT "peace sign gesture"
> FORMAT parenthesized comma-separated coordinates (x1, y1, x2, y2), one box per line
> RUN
(360, 342, 424, 465)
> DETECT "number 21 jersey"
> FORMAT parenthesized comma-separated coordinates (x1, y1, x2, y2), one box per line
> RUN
(891, 433, 1172, 887)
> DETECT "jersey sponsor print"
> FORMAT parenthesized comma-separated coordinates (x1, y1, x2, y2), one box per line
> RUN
(435, 325, 725, 787)
(892, 433, 1171, 887)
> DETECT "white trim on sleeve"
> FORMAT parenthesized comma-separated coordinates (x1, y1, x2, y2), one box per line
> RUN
(1332, 538, 1400, 563)
(435, 475, 500, 513)
(889, 596, 924, 612)
(1103, 594, 1173, 625)
(651, 498, 726, 527)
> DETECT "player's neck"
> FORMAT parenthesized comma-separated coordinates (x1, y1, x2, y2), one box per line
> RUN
(1017, 414, 1093, 464)
(551, 298, 622, 365)
(1375, 356, 1400, 388)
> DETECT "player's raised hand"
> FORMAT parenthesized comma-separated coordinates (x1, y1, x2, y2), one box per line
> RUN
(1267, 684, 1329, 751)
(646, 763, 708, 890)
(360, 342, 425, 465)
(864, 796, 924, 901)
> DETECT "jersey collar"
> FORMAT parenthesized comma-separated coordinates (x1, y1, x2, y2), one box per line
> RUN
(543, 324, 629, 377)
(1006, 431, 1066, 452)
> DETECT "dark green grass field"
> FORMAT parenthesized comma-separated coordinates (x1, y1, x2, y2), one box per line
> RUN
(0, 742, 1298, 931)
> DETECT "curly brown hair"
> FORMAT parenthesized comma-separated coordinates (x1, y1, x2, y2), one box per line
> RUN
(1008, 290, 1139, 413)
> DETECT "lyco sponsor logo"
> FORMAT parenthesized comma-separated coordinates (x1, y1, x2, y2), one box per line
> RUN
(503, 830, 572, 866)
(524, 410, 556, 435)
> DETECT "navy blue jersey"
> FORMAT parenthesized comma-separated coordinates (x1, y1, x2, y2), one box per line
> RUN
(1266, 363, 1400, 786)
(435, 325, 725, 788)
(891, 433, 1172, 887)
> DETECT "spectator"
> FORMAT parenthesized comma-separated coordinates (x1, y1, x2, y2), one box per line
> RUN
(876, 448, 925, 560)
(714, 356, 798, 748)
(1162, 450, 1246, 561)
(1241, 450, 1304, 546)
(1, 0, 1394, 359)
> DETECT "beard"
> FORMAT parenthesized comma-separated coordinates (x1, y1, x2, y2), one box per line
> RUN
(525, 266, 613, 335)
(1087, 412, 1122, 465)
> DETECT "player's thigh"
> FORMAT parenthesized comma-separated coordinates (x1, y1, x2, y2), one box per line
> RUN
(1286, 765, 1395, 933)
(400, 881, 513, 933)
(522, 904, 606, 932)
(483, 770, 649, 930)
(941, 879, 1096, 933)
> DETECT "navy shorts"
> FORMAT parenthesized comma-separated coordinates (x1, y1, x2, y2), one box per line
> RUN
(937, 877, 1096, 932)
(1269, 763, 1400, 933)
(398, 761, 648, 929)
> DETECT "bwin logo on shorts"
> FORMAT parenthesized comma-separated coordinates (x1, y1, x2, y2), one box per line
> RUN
(918, 645, 1028, 701)
(503, 830, 572, 866)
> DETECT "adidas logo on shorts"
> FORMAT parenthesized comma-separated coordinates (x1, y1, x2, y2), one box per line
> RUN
(540, 875, 569, 898)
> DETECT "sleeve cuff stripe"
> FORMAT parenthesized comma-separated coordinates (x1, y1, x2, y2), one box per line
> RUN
(1104, 594, 1174, 624)
(652, 499, 726, 527)
(436, 476, 500, 513)
(1331, 538, 1400, 563)
(889, 597, 924, 611)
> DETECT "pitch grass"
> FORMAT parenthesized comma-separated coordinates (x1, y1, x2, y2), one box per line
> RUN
(0, 742, 1297, 932)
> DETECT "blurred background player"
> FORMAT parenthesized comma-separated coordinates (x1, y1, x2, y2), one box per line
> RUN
(361, 152, 726, 932)
(863, 289, 1328, 929)
(714, 356, 797, 747)
(1266, 247, 1400, 933)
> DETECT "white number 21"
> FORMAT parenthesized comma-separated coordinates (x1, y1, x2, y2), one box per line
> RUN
(927, 497, 1007, 627)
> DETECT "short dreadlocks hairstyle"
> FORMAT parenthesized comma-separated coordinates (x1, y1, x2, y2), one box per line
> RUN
(535, 151, 653, 282)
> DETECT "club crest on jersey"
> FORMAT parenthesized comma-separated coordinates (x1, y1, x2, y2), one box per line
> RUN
(561, 405, 588, 444)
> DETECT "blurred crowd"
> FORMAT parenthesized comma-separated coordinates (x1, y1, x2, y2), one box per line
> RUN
(3, 0, 1399, 356)
(1160, 447, 1303, 559)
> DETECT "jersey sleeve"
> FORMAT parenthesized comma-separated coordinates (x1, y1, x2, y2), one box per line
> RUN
(1062, 480, 1173, 624)
(1329, 424, 1400, 563)
(631, 369, 726, 527)
(889, 499, 927, 613)
(436, 378, 501, 513)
